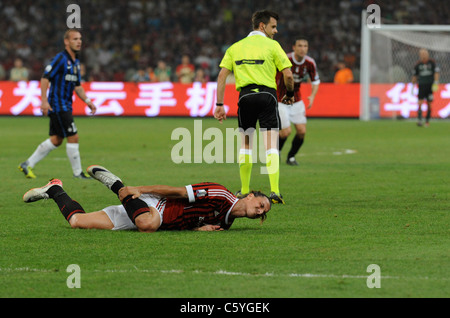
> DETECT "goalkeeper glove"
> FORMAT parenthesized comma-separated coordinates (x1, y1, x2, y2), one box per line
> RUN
(432, 81, 439, 92)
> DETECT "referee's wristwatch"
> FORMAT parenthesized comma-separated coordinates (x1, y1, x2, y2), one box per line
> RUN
(215, 103, 224, 106)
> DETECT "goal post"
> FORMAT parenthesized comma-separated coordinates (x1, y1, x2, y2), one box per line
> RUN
(360, 10, 450, 121)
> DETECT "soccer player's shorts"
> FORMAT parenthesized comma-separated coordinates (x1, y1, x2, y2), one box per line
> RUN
(418, 84, 433, 101)
(278, 100, 307, 130)
(103, 194, 164, 231)
(49, 111, 78, 138)
(237, 84, 280, 131)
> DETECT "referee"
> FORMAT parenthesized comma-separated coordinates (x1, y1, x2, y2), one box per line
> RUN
(215, 10, 294, 204)
(19, 29, 96, 179)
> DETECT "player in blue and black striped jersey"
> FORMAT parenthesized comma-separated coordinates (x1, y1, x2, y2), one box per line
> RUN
(19, 29, 96, 179)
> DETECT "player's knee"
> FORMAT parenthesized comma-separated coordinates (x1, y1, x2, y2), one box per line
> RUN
(135, 215, 158, 233)
(279, 127, 291, 138)
(68, 214, 81, 229)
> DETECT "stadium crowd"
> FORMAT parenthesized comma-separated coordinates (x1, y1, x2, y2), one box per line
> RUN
(1, 0, 448, 83)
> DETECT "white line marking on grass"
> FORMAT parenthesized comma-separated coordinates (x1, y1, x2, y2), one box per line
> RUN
(2, 267, 441, 280)
(299, 149, 358, 157)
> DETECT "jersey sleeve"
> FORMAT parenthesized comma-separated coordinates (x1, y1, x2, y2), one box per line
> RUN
(308, 58, 321, 85)
(219, 47, 234, 72)
(185, 182, 237, 204)
(273, 42, 292, 72)
(42, 53, 64, 80)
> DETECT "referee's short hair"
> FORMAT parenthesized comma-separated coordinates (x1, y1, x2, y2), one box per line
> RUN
(252, 10, 279, 30)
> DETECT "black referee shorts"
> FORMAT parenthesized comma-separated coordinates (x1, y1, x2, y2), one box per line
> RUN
(49, 111, 78, 138)
(237, 84, 280, 131)
(418, 84, 433, 101)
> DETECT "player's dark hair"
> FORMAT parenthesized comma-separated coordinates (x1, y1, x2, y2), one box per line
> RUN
(242, 190, 271, 224)
(252, 10, 279, 30)
(293, 37, 308, 45)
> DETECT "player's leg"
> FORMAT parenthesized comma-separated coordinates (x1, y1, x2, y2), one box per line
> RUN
(62, 113, 91, 179)
(417, 99, 424, 126)
(23, 178, 88, 224)
(277, 102, 291, 151)
(286, 101, 307, 165)
(425, 94, 433, 126)
(18, 116, 62, 178)
(69, 211, 114, 230)
(87, 165, 157, 230)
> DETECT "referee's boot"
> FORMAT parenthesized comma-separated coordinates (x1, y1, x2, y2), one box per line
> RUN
(269, 192, 285, 204)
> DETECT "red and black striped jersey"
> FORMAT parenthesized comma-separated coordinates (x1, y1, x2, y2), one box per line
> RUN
(276, 53, 319, 102)
(158, 182, 239, 231)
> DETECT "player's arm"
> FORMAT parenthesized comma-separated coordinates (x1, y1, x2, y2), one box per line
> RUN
(40, 77, 52, 116)
(214, 67, 231, 123)
(74, 85, 96, 115)
(118, 185, 188, 201)
(307, 83, 319, 109)
(281, 67, 294, 105)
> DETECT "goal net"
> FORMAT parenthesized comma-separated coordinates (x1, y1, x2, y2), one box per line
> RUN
(360, 12, 450, 120)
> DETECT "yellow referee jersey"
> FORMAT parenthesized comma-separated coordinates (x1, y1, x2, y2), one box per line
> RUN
(220, 31, 292, 91)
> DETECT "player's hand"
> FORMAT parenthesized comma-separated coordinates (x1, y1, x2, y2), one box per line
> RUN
(195, 224, 224, 231)
(87, 101, 97, 115)
(214, 106, 227, 123)
(40, 101, 52, 116)
(119, 186, 142, 201)
(281, 95, 294, 105)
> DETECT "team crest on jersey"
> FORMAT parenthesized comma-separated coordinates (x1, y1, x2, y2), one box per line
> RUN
(196, 189, 207, 197)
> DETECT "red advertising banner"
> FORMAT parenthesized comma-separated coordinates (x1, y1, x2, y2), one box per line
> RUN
(0, 81, 448, 118)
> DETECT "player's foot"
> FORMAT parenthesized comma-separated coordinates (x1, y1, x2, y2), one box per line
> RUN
(425, 122, 430, 127)
(18, 161, 36, 179)
(23, 178, 63, 203)
(234, 190, 247, 199)
(74, 171, 92, 179)
(87, 165, 122, 189)
(417, 121, 423, 127)
(286, 157, 299, 166)
(269, 192, 285, 204)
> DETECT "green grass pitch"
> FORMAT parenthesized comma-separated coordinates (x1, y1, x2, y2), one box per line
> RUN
(0, 116, 448, 298)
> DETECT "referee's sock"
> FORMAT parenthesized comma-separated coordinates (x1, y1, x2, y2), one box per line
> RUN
(46, 186, 85, 222)
(239, 149, 253, 195)
(266, 149, 280, 195)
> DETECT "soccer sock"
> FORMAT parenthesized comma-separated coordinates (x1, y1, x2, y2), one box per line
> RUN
(288, 135, 304, 159)
(417, 104, 422, 121)
(108, 179, 150, 223)
(238, 149, 252, 194)
(266, 148, 280, 195)
(46, 185, 85, 222)
(426, 104, 432, 122)
(27, 138, 57, 168)
(278, 136, 287, 151)
(121, 196, 150, 224)
(66, 143, 82, 176)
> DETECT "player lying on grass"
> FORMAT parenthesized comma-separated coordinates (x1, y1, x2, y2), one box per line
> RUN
(23, 165, 271, 232)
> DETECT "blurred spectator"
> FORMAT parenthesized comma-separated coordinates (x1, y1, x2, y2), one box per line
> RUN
(132, 68, 150, 82)
(9, 58, 29, 81)
(1, 0, 448, 82)
(176, 54, 195, 83)
(154, 60, 172, 82)
(193, 68, 207, 83)
(0, 64, 6, 80)
(147, 67, 156, 82)
(334, 62, 354, 84)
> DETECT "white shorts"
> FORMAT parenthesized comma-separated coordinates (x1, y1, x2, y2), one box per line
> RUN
(103, 194, 164, 231)
(278, 100, 307, 129)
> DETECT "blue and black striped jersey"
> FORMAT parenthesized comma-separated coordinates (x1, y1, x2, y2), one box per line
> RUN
(42, 50, 81, 113)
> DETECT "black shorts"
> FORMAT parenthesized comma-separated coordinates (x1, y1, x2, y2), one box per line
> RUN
(418, 84, 433, 101)
(237, 84, 280, 131)
(49, 111, 78, 138)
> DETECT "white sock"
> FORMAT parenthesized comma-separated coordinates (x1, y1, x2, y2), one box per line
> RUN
(27, 138, 57, 168)
(66, 143, 82, 176)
